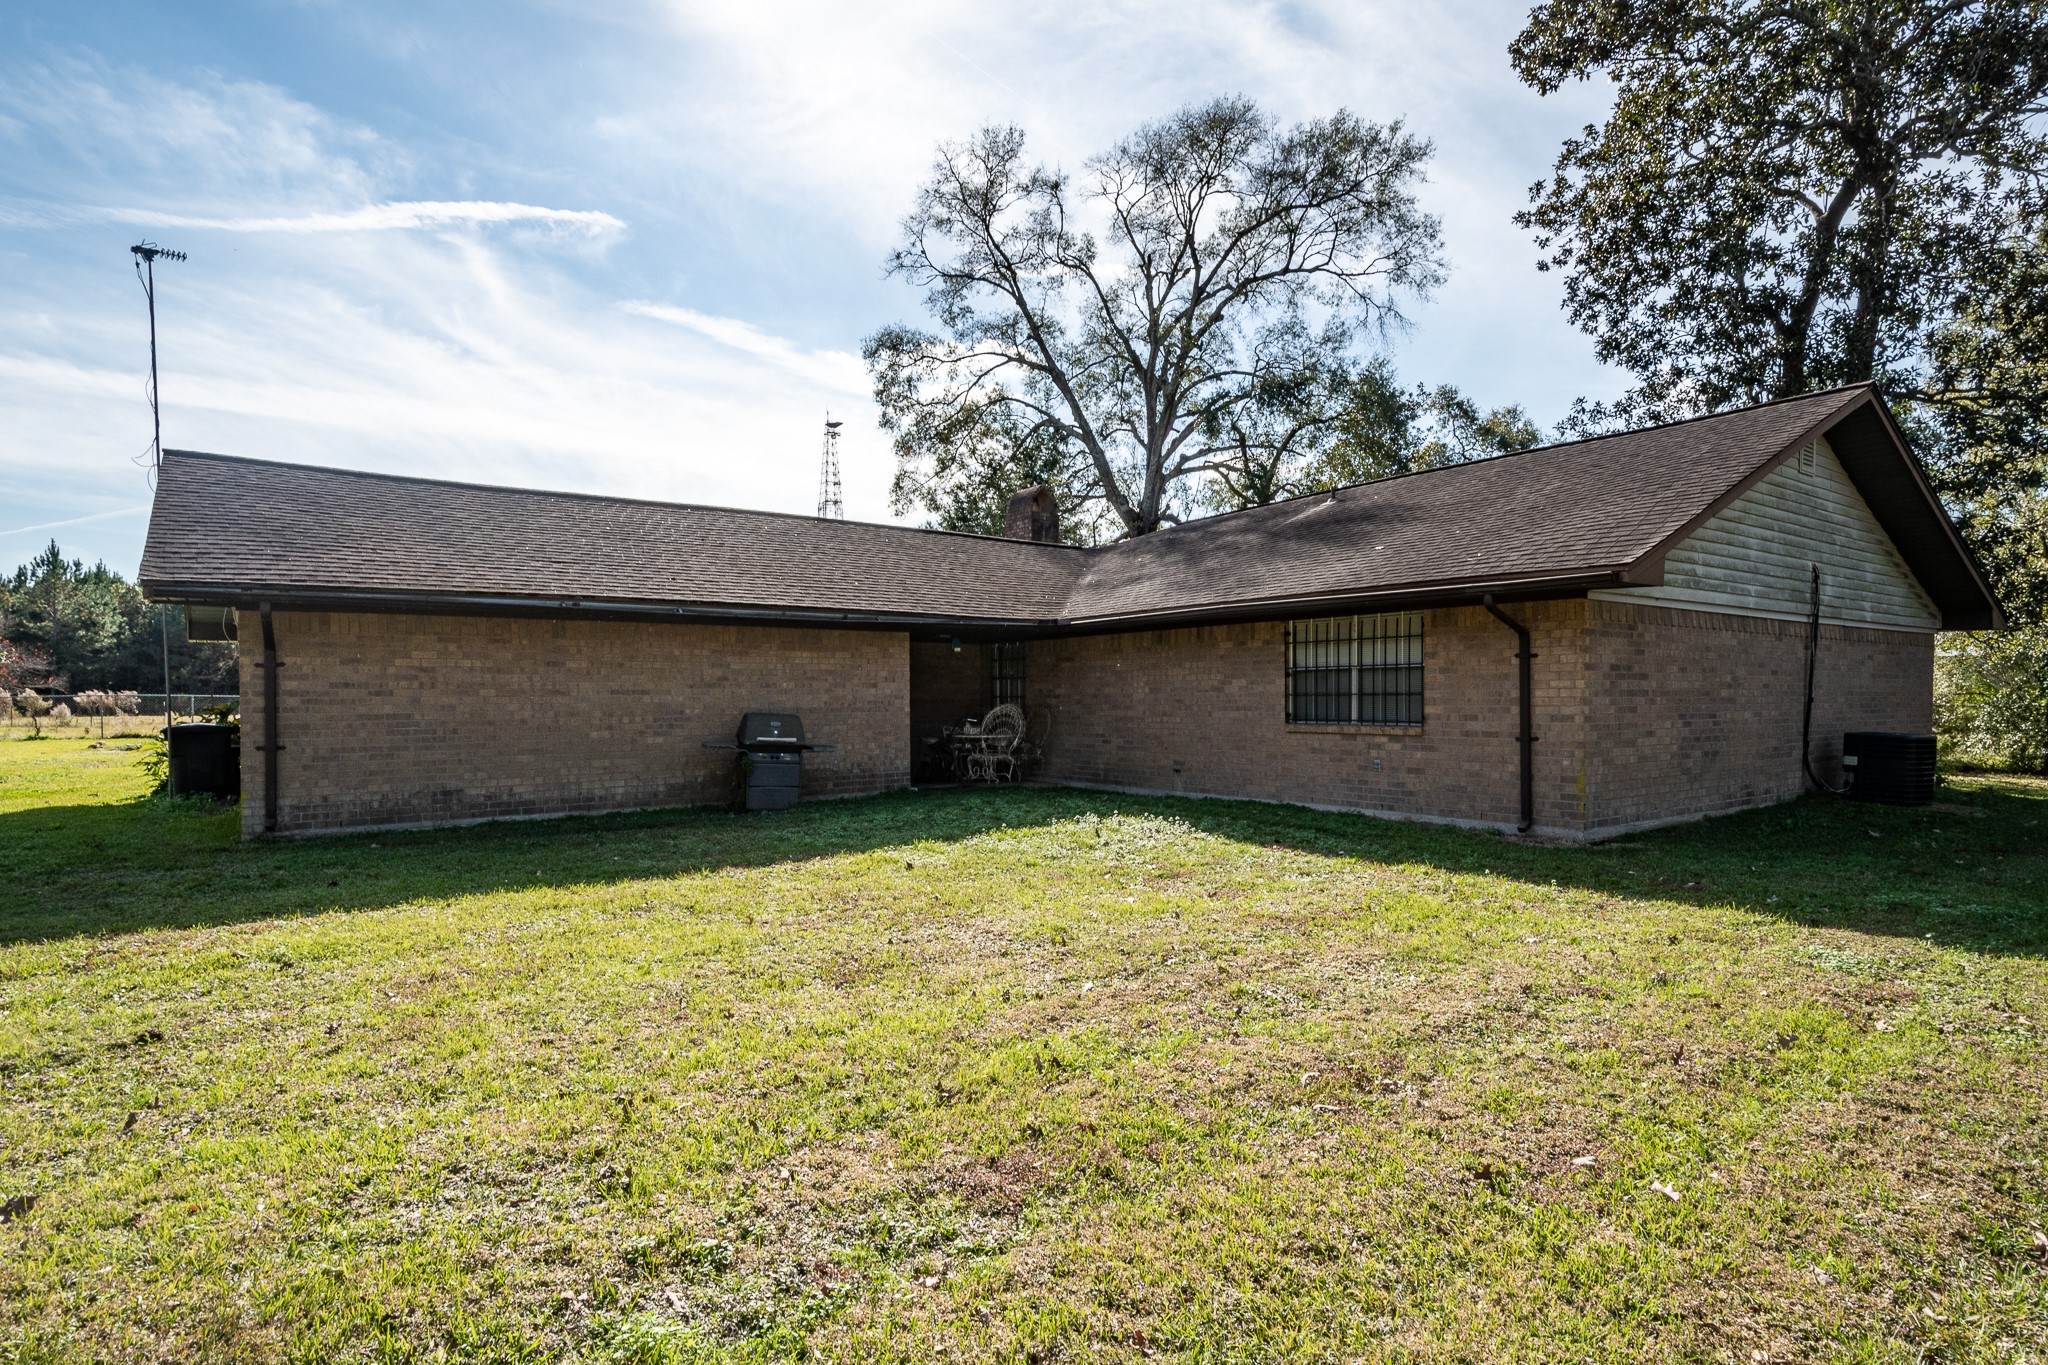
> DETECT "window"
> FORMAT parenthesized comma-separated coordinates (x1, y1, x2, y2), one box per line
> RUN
(1286, 611, 1423, 726)
(992, 642, 1027, 708)
(184, 604, 238, 643)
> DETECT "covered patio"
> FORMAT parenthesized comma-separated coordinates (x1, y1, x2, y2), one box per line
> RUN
(908, 635, 1034, 784)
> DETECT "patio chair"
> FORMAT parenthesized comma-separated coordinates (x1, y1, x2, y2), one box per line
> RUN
(1015, 707, 1052, 778)
(964, 704, 1025, 783)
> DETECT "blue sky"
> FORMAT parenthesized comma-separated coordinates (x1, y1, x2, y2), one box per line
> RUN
(0, 1, 1624, 577)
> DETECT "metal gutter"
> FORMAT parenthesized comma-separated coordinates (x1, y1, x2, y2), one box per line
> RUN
(137, 571, 1631, 640)
(1055, 569, 1632, 634)
(256, 602, 282, 834)
(136, 584, 1064, 635)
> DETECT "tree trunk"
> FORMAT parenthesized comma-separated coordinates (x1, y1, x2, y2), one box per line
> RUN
(1841, 176, 1899, 384)
(1775, 178, 1862, 398)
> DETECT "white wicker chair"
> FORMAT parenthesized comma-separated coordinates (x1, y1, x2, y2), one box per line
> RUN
(965, 704, 1025, 783)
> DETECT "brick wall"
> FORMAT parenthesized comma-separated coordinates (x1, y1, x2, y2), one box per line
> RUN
(1028, 597, 1933, 838)
(1583, 599, 1932, 832)
(234, 599, 1935, 840)
(1029, 601, 1593, 834)
(238, 611, 910, 836)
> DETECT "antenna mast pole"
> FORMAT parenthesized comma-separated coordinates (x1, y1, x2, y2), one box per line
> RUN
(817, 415, 844, 519)
(144, 255, 160, 468)
(132, 242, 186, 722)
(130, 242, 186, 473)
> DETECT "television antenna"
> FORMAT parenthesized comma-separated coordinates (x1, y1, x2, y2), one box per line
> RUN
(131, 242, 187, 474)
(817, 415, 844, 519)
(131, 241, 187, 724)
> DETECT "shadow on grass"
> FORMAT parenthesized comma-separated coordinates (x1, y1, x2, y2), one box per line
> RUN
(1, 774, 2042, 955)
(0, 787, 1034, 947)
(1157, 775, 2048, 958)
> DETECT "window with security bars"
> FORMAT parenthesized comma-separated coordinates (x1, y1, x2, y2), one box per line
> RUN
(1286, 612, 1424, 726)
(992, 642, 1026, 708)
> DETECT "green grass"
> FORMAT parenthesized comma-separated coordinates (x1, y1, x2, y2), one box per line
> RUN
(2, 732, 2045, 1363)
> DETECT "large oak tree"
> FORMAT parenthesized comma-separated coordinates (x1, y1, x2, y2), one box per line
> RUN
(865, 98, 1450, 539)
(1512, 0, 2048, 615)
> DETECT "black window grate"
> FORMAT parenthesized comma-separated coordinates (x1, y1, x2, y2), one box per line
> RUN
(1285, 612, 1423, 726)
(992, 642, 1027, 708)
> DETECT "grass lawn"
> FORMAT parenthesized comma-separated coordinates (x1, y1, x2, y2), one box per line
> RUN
(1, 734, 2044, 1363)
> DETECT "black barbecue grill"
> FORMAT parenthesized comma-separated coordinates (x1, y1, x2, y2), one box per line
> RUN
(703, 712, 835, 811)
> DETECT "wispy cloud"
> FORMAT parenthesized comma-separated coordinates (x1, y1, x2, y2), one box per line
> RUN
(104, 201, 625, 235)
(621, 302, 866, 394)
(0, 506, 150, 540)
(0, 56, 892, 571)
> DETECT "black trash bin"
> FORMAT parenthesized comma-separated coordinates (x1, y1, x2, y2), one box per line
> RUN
(167, 722, 241, 800)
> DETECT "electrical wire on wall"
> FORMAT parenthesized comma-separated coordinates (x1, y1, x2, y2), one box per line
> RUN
(1801, 564, 1849, 795)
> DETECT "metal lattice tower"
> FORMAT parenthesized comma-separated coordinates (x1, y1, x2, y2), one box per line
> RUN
(817, 415, 844, 519)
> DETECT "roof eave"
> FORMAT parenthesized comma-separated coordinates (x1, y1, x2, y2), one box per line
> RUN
(1833, 394, 2008, 631)
(139, 569, 1637, 638)
(135, 582, 1063, 634)
(1056, 569, 1634, 633)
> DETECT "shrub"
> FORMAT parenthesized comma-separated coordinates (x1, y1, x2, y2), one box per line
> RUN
(14, 689, 51, 736)
(71, 690, 112, 737)
(139, 734, 168, 793)
(114, 691, 141, 715)
(1936, 624, 2048, 772)
(48, 702, 71, 722)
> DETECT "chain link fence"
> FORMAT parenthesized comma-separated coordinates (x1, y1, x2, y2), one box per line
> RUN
(3, 690, 240, 734)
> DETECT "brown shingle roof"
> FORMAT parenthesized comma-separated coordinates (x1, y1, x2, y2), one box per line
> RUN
(1061, 385, 1870, 622)
(140, 455, 1086, 624)
(139, 385, 2001, 630)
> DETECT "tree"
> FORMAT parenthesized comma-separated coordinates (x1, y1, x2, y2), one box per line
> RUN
(867, 97, 1446, 539)
(1916, 227, 2048, 623)
(13, 689, 51, 737)
(0, 638, 52, 694)
(2, 541, 135, 688)
(1, 541, 238, 694)
(885, 398, 1092, 539)
(1514, 1, 2048, 415)
(1937, 620, 2048, 770)
(1511, 0, 2048, 612)
(1201, 357, 1543, 511)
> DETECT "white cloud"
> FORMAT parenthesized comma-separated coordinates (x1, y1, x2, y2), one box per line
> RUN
(102, 201, 626, 235)
(620, 302, 866, 394)
(0, 506, 151, 541)
(4, 230, 886, 512)
(618, 0, 1620, 401)
(0, 56, 899, 574)
(0, 54, 386, 211)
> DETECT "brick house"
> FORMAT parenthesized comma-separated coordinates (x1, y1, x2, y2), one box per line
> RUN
(138, 384, 2001, 840)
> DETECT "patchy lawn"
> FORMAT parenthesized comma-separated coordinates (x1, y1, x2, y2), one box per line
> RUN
(1, 733, 2044, 1364)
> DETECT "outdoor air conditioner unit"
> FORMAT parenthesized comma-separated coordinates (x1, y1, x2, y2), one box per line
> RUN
(1840, 731, 1936, 807)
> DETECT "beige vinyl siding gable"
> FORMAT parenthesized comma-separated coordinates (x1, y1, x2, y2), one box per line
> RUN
(1590, 436, 1940, 632)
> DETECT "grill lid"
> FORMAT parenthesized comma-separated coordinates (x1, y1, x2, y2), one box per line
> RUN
(737, 712, 806, 747)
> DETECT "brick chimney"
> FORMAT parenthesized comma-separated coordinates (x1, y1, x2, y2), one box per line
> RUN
(1002, 485, 1060, 543)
